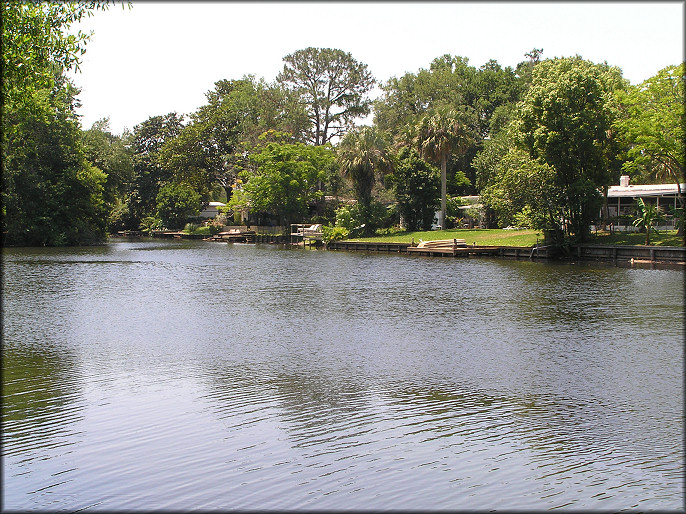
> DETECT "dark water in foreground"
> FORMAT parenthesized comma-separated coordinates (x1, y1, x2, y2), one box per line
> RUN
(2, 239, 683, 511)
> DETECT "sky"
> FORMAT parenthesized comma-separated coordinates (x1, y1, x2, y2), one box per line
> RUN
(70, 1, 684, 135)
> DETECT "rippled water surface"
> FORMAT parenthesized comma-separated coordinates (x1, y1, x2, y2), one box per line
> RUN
(2, 239, 684, 511)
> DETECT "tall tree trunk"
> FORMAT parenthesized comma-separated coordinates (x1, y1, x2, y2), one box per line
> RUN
(675, 181, 684, 239)
(601, 185, 609, 230)
(440, 154, 447, 230)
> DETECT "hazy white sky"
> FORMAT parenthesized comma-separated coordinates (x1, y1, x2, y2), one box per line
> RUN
(70, 1, 684, 135)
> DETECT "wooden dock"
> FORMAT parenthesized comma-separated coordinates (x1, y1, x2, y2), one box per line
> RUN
(407, 245, 502, 257)
(290, 223, 324, 248)
(153, 231, 207, 240)
(205, 230, 255, 243)
(406, 238, 493, 257)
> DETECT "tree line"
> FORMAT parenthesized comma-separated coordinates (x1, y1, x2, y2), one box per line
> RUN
(2, 2, 683, 246)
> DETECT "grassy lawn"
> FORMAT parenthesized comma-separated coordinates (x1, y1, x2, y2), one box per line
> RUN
(349, 228, 542, 246)
(346, 228, 684, 247)
(585, 230, 684, 247)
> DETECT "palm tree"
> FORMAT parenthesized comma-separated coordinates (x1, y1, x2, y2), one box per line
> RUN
(633, 198, 664, 245)
(337, 126, 393, 232)
(416, 106, 476, 229)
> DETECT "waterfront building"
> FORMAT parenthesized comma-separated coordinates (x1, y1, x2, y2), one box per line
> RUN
(604, 175, 684, 231)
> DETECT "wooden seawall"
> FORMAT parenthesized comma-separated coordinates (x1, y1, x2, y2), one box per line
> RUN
(327, 241, 505, 257)
(147, 231, 684, 267)
(326, 241, 411, 253)
(567, 244, 685, 266)
(326, 241, 537, 258)
(325, 240, 685, 267)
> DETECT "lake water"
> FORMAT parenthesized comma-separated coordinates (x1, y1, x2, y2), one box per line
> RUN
(2, 239, 683, 511)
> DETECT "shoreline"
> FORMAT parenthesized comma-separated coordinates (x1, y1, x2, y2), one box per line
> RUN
(324, 240, 685, 269)
(47, 232, 681, 270)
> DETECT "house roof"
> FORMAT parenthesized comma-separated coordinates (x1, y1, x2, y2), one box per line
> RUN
(607, 183, 685, 198)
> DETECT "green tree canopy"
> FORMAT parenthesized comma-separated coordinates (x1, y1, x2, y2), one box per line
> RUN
(2, 1, 117, 245)
(230, 134, 335, 226)
(374, 53, 524, 195)
(156, 183, 201, 230)
(277, 47, 375, 145)
(472, 126, 513, 192)
(81, 118, 134, 229)
(158, 76, 309, 204)
(123, 113, 185, 229)
(373, 55, 475, 135)
(389, 148, 440, 231)
(1, 1, 113, 103)
(336, 126, 394, 235)
(511, 55, 626, 242)
(480, 148, 562, 235)
(614, 64, 684, 203)
(374, 54, 524, 139)
(2, 74, 108, 245)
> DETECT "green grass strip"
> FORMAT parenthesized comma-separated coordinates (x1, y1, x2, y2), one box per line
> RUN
(347, 229, 683, 247)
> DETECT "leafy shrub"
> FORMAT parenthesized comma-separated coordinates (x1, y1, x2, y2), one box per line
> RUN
(334, 201, 393, 236)
(182, 223, 219, 236)
(512, 206, 536, 229)
(322, 225, 350, 243)
(444, 195, 467, 228)
(334, 204, 358, 231)
(375, 226, 405, 236)
(184, 222, 200, 233)
(140, 216, 163, 235)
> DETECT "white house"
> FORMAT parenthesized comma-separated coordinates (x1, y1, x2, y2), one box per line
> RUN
(604, 175, 684, 231)
(199, 201, 226, 218)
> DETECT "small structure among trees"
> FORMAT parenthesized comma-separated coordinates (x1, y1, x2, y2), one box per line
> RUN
(604, 175, 684, 232)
